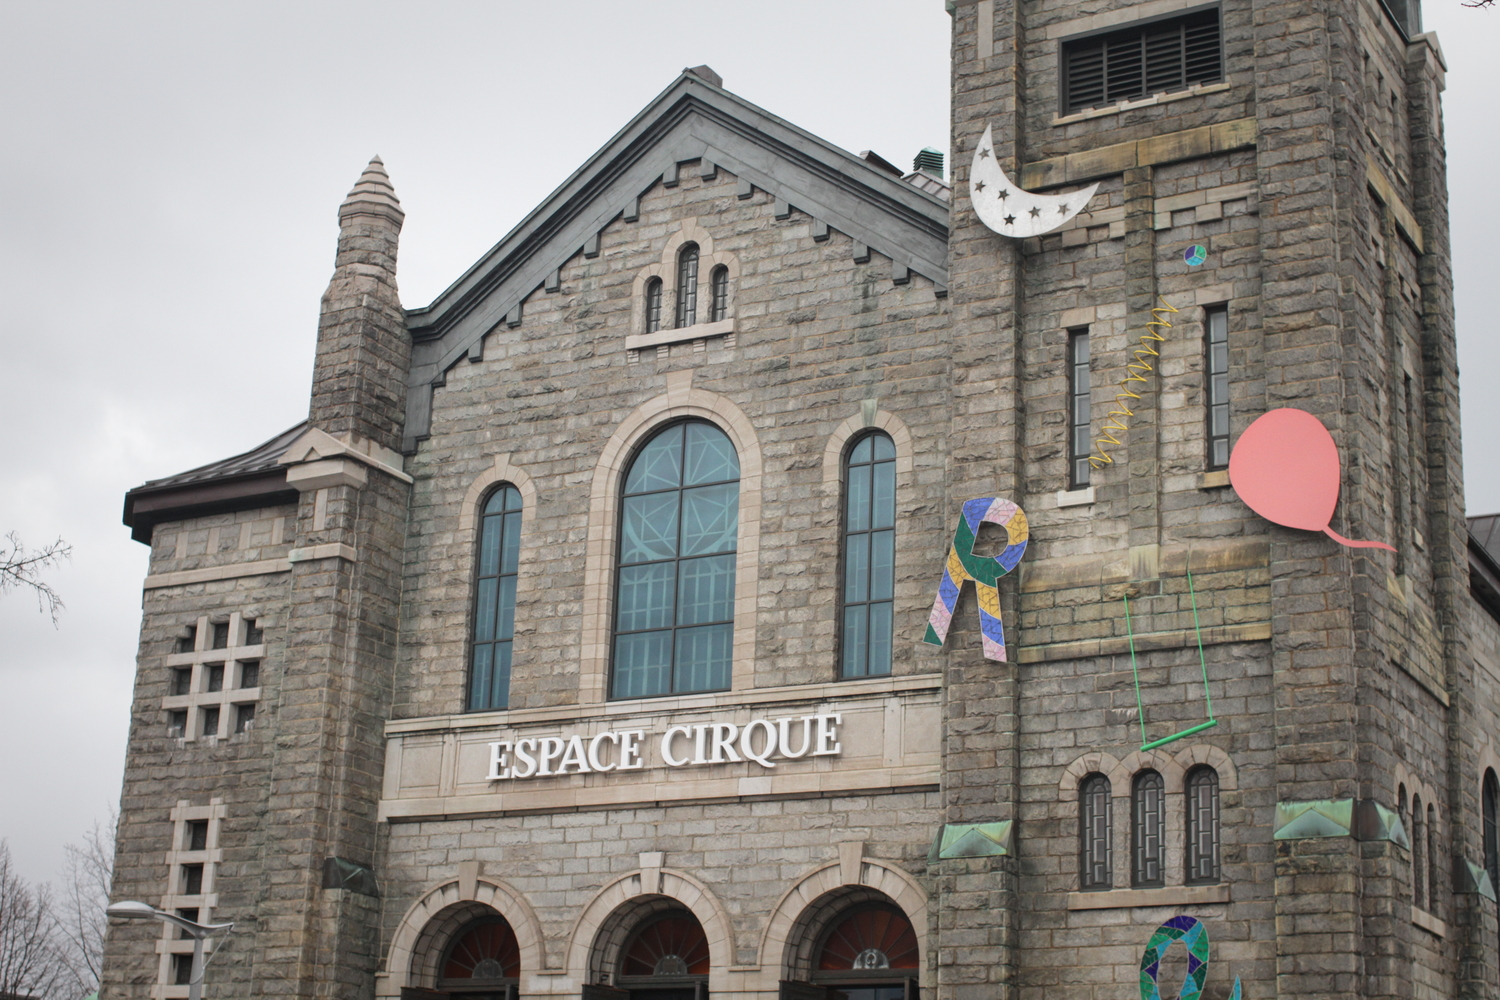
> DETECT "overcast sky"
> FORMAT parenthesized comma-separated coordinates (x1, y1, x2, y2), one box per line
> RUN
(0, 2, 1494, 889)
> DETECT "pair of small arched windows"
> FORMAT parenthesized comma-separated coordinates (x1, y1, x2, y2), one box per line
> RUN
(645, 244, 729, 334)
(465, 422, 897, 711)
(1078, 766, 1221, 890)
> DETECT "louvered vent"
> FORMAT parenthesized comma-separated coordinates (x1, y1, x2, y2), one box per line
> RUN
(1062, 8, 1222, 114)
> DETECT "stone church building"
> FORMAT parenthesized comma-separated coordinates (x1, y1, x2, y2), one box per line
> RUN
(102, 0, 1500, 998)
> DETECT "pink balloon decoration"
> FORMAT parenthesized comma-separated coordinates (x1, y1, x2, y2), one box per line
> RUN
(1228, 408, 1396, 552)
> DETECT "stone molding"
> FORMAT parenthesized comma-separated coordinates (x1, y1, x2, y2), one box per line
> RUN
(1066, 883, 1231, 910)
(142, 558, 292, 590)
(819, 406, 916, 491)
(381, 872, 548, 996)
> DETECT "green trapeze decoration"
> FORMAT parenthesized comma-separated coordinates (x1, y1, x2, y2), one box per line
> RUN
(1139, 916, 1240, 1000)
(1126, 569, 1218, 751)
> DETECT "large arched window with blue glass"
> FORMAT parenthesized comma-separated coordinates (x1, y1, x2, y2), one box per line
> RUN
(841, 432, 896, 677)
(613, 421, 739, 699)
(469, 485, 522, 711)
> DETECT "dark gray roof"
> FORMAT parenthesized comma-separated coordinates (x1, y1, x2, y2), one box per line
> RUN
(903, 170, 952, 202)
(1471, 513, 1500, 620)
(137, 421, 308, 490)
(1472, 514, 1500, 561)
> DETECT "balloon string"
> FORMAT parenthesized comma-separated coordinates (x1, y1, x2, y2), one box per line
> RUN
(1088, 296, 1178, 469)
(1322, 526, 1397, 552)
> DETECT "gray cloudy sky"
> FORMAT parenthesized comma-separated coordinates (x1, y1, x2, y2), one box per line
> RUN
(0, 1, 1494, 888)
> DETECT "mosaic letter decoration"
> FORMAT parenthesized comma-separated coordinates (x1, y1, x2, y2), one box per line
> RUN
(1139, 916, 1241, 1000)
(922, 497, 1028, 662)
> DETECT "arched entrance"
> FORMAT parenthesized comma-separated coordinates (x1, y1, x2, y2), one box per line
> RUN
(404, 913, 521, 1000)
(809, 904, 918, 1000)
(614, 909, 710, 1000)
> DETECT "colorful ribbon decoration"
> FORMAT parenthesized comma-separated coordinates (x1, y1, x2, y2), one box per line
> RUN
(921, 497, 1028, 662)
(1139, 916, 1241, 1000)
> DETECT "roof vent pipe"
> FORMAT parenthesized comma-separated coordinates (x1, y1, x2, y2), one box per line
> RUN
(913, 147, 944, 179)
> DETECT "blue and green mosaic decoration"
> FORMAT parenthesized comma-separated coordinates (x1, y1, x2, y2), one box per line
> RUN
(922, 498, 1028, 661)
(1139, 916, 1240, 1000)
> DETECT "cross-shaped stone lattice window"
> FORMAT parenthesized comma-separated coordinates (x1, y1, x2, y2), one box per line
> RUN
(163, 613, 263, 742)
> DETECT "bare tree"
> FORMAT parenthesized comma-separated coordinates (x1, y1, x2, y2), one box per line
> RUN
(0, 841, 70, 1000)
(52, 815, 115, 999)
(0, 532, 72, 624)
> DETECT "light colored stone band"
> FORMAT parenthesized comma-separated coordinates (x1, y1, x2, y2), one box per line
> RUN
(1066, 883, 1230, 910)
(142, 558, 292, 590)
(288, 543, 358, 564)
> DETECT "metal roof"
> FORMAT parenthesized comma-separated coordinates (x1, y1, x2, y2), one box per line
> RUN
(136, 421, 308, 490)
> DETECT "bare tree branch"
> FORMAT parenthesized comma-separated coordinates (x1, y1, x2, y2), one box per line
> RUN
(1462, 0, 1494, 7)
(0, 840, 72, 1000)
(0, 532, 72, 625)
(53, 814, 115, 998)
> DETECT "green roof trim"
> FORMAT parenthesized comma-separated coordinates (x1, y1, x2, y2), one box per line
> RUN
(928, 820, 1013, 861)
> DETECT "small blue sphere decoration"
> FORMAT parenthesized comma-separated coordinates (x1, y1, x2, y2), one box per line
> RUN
(1184, 244, 1208, 266)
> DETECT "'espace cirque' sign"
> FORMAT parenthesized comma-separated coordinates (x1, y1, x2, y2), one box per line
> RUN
(487, 713, 842, 781)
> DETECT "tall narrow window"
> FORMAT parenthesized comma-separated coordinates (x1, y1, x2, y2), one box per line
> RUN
(1427, 803, 1440, 914)
(675, 244, 700, 328)
(710, 265, 729, 323)
(841, 432, 896, 678)
(1132, 770, 1165, 887)
(1484, 772, 1499, 914)
(1079, 773, 1113, 890)
(1185, 766, 1221, 884)
(1205, 305, 1230, 469)
(1412, 794, 1426, 908)
(613, 421, 739, 699)
(1068, 329, 1092, 488)
(645, 278, 664, 334)
(469, 485, 522, 712)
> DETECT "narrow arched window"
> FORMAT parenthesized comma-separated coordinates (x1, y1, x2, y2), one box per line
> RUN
(841, 432, 896, 678)
(675, 244, 700, 328)
(469, 485, 522, 711)
(1132, 770, 1165, 887)
(1079, 773, 1112, 890)
(645, 277, 663, 334)
(1427, 803, 1441, 914)
(1185, 765, 1221, 884)
(1412, 794, 1426, 909)
(613, 421, 738, 699)
(709, 265, 729, 322)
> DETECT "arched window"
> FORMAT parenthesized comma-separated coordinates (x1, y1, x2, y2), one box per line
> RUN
(617, 910, 709, 1000)
(613, 421, 738, 699)
(1485, 771, 1499, 903)
(709, 265, 729, 323)
(1079, 773, 1112, 890)
(675, 244, 700, 328)
(1412, 794, 1426, 909)
(1132, 770, 1165, 887)
(645, 278, 664, 334)
(812, 904, 918, 1000)
(841, 432, 896, 678)
(1185, 765, 1221, 884)
(439, 915, 520, 995)
(1427, 802, 1440, 913)
(469, 485, 522, 711)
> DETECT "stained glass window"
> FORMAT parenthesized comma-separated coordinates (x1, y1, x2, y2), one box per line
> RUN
(442, 916, 521, 981)
(469, 485, 522, 711)
(676, 244, 700, 328)
(842, 432, 896, 678)
(614, 422, 738, 699)
(1185, 766, 1221, 884)
(816, 906, 919, 971)
(1132, 770, 1165, 887)
(621, 912, 710, 977)
(1079, 773, 1112, 890)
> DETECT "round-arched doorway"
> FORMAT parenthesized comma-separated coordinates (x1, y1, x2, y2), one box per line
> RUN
(810, 904, 919, 1000)
(615, 909, 710, 1000)
(435, 914, 521, 998)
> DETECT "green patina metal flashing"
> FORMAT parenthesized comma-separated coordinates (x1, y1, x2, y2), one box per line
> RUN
(928, 821, 1014, 861)
(1272, 799, 1410, 847)
(1462, 859, 1498, 901)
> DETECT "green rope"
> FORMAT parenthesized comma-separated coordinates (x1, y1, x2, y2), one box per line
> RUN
(1126, 567, 1218, 751)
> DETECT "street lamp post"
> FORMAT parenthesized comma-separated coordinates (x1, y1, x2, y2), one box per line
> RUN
(106, 900, 233, 1000)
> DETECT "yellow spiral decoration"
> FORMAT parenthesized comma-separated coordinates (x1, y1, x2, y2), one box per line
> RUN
(1088, 296, 1179, 469)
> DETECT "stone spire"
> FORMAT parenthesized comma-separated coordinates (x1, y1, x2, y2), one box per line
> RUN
(310, 155, 410, 452)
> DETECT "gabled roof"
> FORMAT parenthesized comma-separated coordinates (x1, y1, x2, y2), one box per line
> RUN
(122, 422, 305, 543)
(401, 67, 950, 452)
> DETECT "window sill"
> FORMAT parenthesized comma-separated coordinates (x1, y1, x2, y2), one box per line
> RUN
(1199, 470, 1230, 489)
(1054, 81, 1233, 125)
(1067, 883, 1230, 910)
(1056, 486, 1095, 508)
(1412, 905, 1447, 938)
(626, 318, 735, 352)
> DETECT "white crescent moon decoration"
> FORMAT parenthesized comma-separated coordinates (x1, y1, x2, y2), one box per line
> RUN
(969, 125, 1099, 239)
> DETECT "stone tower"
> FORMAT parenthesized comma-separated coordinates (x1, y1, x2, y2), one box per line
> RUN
(940, 0, 1474, 997)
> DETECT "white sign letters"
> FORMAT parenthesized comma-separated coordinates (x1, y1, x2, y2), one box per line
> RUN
(487, 713, 842, 781)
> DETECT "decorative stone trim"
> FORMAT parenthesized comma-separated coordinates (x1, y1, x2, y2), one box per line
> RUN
(143, 558, 291, 590)
(153, 798, 226, 999)
(819, 406, 916, 491)
(1412, 905, 1447, 938)
(287, 543, 358, 564)
(1054, 82, 1234, 126)
(1066, 883, 1230, 910)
